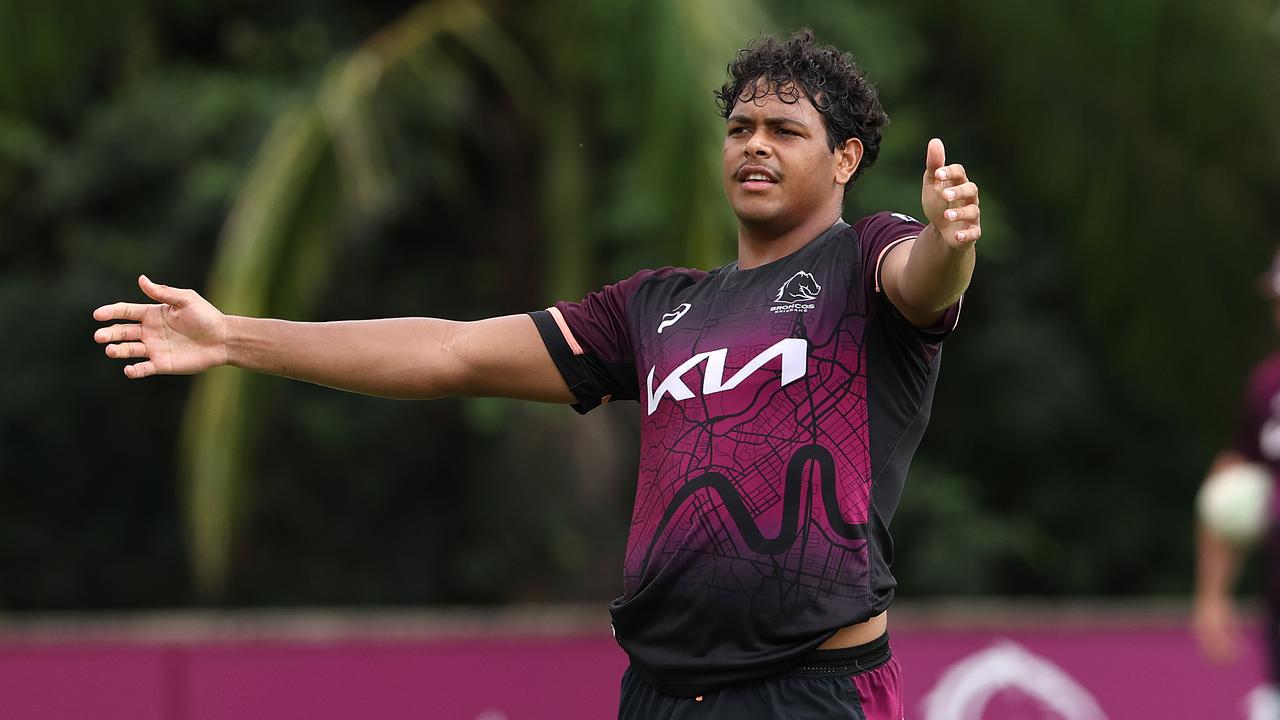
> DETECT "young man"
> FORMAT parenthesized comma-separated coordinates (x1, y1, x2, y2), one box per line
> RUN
(94, 32, 979, 718)
(1193, 252, 1280, 716)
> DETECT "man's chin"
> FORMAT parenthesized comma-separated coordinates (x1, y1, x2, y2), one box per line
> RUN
(731, 202, 782, 226)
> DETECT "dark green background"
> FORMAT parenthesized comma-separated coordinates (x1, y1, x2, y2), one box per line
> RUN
(3, 0, 1278, 608)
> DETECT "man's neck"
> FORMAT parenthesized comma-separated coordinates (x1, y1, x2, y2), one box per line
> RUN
(736, 206, 843, 270)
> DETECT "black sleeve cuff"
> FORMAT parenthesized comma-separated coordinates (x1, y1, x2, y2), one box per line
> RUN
(875, 292, 962, 345)
(529, 310, 636, 414)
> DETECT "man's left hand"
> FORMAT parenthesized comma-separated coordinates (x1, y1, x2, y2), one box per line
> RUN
(921, 138, 981, 248)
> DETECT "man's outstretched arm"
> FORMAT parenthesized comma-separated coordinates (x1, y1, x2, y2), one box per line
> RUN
(93, 275, 575, 403)
(880, 137, 980, 328)
(1191, 451, 1249, 665)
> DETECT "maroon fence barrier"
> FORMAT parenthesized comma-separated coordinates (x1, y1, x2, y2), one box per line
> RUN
(0, 603, 1267, 719)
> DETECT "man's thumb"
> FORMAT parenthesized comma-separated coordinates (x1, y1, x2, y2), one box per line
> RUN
(925, 138, 946, 174)
(139, 275, 184, 306)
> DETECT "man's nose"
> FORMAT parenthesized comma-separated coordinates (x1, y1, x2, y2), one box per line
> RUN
(744, 131, 772, 157)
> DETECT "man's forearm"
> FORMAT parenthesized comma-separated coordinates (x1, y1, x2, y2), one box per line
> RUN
(225, 316, 468, 400)
(899, 223, 975, 314)
(1194, 523, 1244, 604)
(223, 314, 574, 403)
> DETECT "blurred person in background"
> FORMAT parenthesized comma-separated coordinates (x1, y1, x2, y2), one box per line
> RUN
(1193, 249, 1280, 714)
(93, 31, 979, 718)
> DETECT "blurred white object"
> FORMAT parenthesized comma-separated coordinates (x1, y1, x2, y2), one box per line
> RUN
(1198, 463, 1273, 545)
(1245, 683, 1280, 720)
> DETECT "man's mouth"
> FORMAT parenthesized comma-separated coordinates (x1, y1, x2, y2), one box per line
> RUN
(737, 165, 779, 191)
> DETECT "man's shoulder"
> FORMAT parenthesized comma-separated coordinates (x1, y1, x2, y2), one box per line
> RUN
(592, 266, 717, 313)
(633, 265, 712, 282)
(849, 211, 926, 238)
(611, 265, 712, 294)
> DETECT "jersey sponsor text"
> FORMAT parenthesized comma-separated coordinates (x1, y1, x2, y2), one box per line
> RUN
(645, 338, 808, 415)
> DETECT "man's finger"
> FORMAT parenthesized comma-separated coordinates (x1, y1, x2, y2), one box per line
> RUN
(925, 138, 945, 175)
(93, 302, 150, 322)
(944, 205, 980, 223)
(124, 361, 157, 380)
(942, 182, 979, 203)
(138, 275, 189, 308)
(937, 163, 967, 184)
(94, 324, 142, 344)
(106, 341, 149, 359)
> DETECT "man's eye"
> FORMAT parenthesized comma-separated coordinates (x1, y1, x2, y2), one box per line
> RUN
(777, 127, 796, 136)
(728, 127, 748, 136)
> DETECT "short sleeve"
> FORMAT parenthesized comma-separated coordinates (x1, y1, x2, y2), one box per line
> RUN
(529, 271, 648, 414)
(853, 211, 962, 341)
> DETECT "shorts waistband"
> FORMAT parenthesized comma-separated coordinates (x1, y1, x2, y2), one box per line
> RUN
(785, 632, 891, 678)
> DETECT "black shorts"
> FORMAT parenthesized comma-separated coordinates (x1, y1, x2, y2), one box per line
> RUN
(618, 634, 902, 720)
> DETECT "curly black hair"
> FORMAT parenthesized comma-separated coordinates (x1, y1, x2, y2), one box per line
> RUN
(715, 30, 888, 187)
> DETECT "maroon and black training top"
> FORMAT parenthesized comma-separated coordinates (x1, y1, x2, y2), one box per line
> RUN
(530, 212, 961, 696)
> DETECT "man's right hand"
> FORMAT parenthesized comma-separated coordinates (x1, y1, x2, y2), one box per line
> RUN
(93, 275, 230, 379)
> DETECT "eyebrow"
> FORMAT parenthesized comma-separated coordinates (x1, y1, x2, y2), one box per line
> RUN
(726, 114, 810, 129)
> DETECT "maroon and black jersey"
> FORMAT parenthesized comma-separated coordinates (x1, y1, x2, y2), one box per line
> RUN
(530, 212, 960, 696)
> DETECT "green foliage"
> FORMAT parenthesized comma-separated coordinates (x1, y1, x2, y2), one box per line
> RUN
(884, 0, 1280, 591)
(921, 0, 1280, 434)
(0, 66, 290, 608)
(181, 0, 551, 598)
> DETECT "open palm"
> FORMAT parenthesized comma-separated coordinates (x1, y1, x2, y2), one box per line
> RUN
(93, 275, 229, 378)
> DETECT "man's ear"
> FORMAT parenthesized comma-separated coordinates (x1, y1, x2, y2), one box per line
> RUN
(835, 137, 864, 186)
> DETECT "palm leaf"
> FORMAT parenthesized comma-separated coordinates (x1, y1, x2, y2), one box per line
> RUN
(180, 0, 541, 599)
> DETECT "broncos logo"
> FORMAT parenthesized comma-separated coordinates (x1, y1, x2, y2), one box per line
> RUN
(774, 271, 822, 305)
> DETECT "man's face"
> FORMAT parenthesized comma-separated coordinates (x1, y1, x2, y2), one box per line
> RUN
(722, 82, 858, 232)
